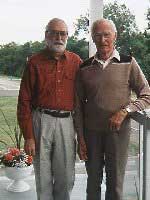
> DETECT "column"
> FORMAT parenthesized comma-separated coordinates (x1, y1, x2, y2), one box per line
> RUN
(89, 0, 103, 57)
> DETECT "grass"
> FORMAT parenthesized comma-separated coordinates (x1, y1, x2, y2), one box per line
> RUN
(0, 96, 17, 116)
(0, 97, 18, 150)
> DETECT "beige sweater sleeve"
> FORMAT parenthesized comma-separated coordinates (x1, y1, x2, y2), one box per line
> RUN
(126, 57, 150, 112)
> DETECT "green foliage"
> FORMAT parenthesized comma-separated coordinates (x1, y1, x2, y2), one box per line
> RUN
(67, 36, 88, 60)
(0, 38, 88, 77)
(0, 41, 45, 77)
(130, 32, 150, 79)
(74, 1, 138, 55)
(146, 8, 150, 29)
(0, 1, 149, 78)
(103, 1, 138, 55)
(74, 12, 89, 38)
(72, 1, 150, 79)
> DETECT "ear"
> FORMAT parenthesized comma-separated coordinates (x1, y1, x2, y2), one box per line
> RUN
(114, 32, 117, 41)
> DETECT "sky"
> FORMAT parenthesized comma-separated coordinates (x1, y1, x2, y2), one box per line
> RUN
(0, 0, 149, 45)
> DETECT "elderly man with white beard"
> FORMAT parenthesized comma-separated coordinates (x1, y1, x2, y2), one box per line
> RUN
(17, 18, 82, 200)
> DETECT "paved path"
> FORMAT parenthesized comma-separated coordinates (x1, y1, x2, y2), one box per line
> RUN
(0, 76, 20, 96)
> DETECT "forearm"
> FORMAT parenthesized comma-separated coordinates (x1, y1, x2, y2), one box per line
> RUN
(128, 57, 150, 112)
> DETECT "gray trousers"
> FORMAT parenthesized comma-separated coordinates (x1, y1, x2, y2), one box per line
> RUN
(85, 119, 131, 200)
(32, 110, 76, 200)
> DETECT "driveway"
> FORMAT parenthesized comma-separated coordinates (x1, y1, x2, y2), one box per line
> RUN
(0, 76, 20, 96)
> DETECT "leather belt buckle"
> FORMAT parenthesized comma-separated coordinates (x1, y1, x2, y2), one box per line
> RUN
(52, 111, 70, 118)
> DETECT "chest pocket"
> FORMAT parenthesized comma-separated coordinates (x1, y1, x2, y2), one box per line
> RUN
(63, 67, 76, 81)
(36, 64, 56, 95)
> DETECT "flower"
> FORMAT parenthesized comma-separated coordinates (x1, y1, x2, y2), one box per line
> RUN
(3, 153, 13, 161)
(8, 147, 20, 156)
(26, 155, 33, 165)
(0, 109, 33, 168)
(0, 147, 32, 168)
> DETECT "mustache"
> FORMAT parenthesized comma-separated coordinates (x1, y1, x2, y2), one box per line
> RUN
(53, 41, 65, 45)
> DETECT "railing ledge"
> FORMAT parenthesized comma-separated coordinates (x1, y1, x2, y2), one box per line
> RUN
(131, 109, 150, 128)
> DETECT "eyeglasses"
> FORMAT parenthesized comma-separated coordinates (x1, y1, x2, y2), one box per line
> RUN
(46, 30, 68, 38)
(94, 32, 112, 39)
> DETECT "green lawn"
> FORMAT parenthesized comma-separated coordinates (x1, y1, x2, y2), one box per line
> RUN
(0, 97, 18, 150)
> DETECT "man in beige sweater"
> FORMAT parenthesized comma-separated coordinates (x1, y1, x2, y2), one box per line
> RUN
(74, 18, 150, 200)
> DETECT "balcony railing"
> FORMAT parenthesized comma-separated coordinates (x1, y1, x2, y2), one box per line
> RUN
(131, 109, 150, 200)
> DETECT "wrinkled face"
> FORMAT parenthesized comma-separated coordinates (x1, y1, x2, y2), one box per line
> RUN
(45, 21, 68, 53)
(92, 21, 117, 56)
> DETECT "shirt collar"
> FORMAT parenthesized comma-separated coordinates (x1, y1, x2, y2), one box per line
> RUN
(42, 48, 68, 61)
(93, 49, 120, 64)
(111, 49, 120, 61)
(63, 50, 69, 60)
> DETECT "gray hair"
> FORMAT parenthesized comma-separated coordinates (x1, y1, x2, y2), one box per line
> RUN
(45, 18, 68, 32)
(91, 18, 117, 36)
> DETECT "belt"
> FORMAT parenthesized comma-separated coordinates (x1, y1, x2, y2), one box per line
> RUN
(37, 108, 71, 118)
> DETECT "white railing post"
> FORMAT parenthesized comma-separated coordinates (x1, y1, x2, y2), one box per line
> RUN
(89, 0, 103, 57)
(142, 112, 150, 200)
(126, 109, 150, 200)
(139, 124, 143, 200)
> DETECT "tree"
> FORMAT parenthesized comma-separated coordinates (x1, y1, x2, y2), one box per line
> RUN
(74, 12, 89, 39)
(139, 7, 150, 80)
(0, 1, 149, 78)
(0, 42, 18, 76)
(130, 6, 150, 80)
(67, 36, 88, 60)
(73, 1, 150, 80)
(103, 1, 138, 54)
(0, 41, 45, 77)
(74, 1, 138, 55)
(146, 8, 150, 30)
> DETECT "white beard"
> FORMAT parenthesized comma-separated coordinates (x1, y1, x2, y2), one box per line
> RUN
(45, 39, 67, 53)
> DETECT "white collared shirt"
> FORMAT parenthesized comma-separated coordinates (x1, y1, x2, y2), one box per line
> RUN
(93, 49, 120, 69)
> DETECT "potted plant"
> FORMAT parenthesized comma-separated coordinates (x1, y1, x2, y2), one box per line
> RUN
(0, 109, 33, 192)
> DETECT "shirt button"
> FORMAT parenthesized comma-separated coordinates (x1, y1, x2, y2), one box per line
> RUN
(57, 80, 60, 83)
(58, 70, 61, 73)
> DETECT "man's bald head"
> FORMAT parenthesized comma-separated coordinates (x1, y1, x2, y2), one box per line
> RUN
(45, 18, 68, 32)
(91, 18, 117, 37)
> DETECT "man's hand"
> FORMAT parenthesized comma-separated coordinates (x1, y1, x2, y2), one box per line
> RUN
(24, 138, 36, 156)
(109, 109, 128, 131)
(77, 137, 88, 161)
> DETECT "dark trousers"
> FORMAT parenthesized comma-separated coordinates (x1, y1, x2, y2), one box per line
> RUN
(85, 120, 131, 200)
